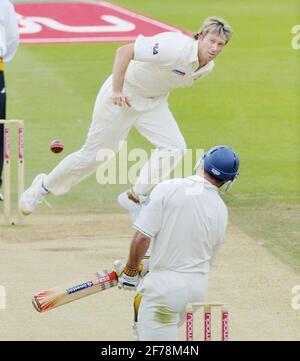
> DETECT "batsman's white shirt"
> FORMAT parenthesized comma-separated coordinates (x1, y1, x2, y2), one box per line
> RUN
(134, 175, 228, 273)
(0, 0, 19, 62)
(133, 176, 228, 340)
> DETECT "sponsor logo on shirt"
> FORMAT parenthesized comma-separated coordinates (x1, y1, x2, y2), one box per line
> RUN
(153, 42, 159, 55)
(172, 69, 186, 76)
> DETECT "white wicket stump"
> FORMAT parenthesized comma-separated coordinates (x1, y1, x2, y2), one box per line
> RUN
(0, 119, 25, 225)
(185, 302, 229, 341)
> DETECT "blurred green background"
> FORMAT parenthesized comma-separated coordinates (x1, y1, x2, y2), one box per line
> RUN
(4, 0, 300, 271)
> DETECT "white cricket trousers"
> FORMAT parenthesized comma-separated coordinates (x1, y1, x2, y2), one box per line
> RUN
(44, 76, 186, 196)
(136, 270, 208, 341)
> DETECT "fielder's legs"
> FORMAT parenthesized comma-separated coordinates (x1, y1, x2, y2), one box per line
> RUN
(0, 69, 6, 198)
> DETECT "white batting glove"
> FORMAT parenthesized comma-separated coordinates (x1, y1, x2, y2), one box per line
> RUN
(118, 273, 139, 291)
(113, 260, 140, 290)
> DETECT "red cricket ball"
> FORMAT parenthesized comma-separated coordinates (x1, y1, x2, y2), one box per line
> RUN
(50, 140, 64, 153)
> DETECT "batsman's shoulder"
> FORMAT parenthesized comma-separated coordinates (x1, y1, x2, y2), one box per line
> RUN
(158, 178, 186, 189)
(149, 179, 178, 198)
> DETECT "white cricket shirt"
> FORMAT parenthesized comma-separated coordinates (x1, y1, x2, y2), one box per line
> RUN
(125, 32, 214, 98)
(0, 0, 19, 62)
(133, 176, 228, 274)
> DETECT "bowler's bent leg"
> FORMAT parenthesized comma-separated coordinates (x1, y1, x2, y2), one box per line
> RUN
(133, 103, 186, 196)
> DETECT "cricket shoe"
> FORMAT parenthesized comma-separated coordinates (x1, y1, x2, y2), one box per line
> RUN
(118, 190, 148, 223)
(19, 173, 49, 216)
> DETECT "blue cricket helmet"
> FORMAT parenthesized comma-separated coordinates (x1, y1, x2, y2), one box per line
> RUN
(203, 145, 239, 181)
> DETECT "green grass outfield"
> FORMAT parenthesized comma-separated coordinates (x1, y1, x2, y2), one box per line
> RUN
(5, 0, 300, 271)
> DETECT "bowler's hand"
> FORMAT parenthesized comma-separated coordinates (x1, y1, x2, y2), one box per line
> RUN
(112, 92, 131, 107)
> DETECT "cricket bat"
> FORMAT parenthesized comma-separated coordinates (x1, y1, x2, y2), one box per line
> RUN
(32, 268, 119, 313)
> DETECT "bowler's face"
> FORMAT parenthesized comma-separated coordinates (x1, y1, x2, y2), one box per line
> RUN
(198, 32, 227, 64)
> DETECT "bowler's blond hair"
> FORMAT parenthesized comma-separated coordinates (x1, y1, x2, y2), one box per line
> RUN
(194, 17, 233, 43)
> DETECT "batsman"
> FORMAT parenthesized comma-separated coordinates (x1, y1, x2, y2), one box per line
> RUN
(20, 17, 233, 217)
(116, 145, 240, 341)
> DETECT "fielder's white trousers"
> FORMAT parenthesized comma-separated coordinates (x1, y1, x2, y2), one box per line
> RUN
(44, 76, 186, 196)
(136, 270, 208, 341)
